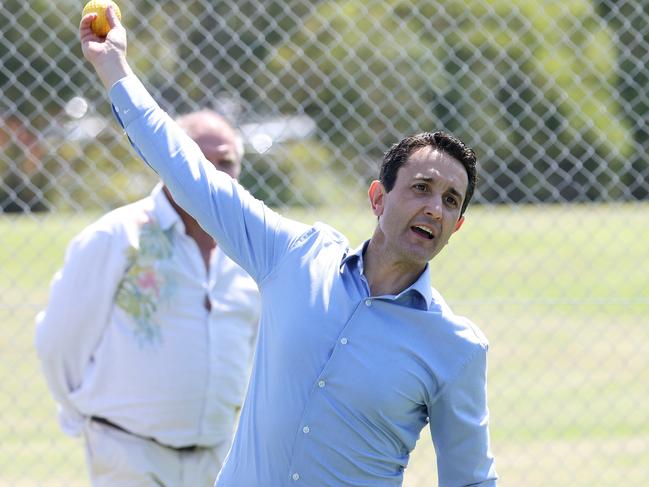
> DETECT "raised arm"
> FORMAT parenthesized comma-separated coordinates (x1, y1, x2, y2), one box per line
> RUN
(79, 9, 309, 282)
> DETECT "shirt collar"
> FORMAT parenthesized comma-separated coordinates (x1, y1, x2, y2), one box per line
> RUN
(341, 240, 434, 310)
(151, 183, 184, 233)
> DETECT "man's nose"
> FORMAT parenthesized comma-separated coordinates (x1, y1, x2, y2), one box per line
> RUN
(424, 195, 443, 220)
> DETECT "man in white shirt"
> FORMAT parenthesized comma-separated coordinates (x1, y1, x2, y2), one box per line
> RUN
(35, 110, 261, 487)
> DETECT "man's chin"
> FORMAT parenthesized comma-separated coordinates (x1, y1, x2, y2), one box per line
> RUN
(399, 245, 436, 267)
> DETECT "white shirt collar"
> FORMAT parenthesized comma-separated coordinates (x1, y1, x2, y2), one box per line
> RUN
(150, 183, 185, 233)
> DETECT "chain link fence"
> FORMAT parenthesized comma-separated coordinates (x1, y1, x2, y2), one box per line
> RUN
(2, 0, 648, 485)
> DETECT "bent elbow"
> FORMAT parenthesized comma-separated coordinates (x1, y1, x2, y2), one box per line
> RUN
(34, 311, 63, 363)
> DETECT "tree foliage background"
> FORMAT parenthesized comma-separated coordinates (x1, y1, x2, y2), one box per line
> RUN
(2, 0, 648, 212)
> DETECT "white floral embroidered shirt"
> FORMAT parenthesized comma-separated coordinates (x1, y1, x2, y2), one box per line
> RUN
(35, 184, 261, 448)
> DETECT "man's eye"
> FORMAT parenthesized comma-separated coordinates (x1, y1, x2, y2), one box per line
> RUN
(413, 183, 427, 191)
(445, 195, 459, 207)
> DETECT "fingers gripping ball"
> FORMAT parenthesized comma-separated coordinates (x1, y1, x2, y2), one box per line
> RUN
(82, 0, 121, 37)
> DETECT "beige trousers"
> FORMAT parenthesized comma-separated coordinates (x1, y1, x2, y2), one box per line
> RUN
(83, 419, 231, 487)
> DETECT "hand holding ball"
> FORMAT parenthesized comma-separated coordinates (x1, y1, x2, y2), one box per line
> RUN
(82, 0, 121, 37)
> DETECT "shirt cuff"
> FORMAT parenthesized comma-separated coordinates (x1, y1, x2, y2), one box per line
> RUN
(58, 405, 85, 437)
(108, 75, 158, 128)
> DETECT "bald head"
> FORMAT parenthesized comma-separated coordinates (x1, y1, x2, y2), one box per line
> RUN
(176, 110, 244, 179)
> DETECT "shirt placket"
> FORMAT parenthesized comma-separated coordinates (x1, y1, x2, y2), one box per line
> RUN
(186, 234, 215, 442)
(285, 298, 366, 484)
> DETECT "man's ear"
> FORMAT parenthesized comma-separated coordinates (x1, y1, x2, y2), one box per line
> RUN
(454, 215, 465, 232)
(368, 180, 385, 217)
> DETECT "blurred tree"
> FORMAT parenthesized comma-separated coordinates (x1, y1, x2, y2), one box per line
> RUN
(126, 0, 328, 205)
(265, 0, 635, 203)
(2, 0, 644, 211)
(0, 0, 174, 212)
(595, 0, 649, 199)
(1, 0, 84, 211)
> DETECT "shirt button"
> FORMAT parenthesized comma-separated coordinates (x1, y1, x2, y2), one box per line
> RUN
(340, 337, 348, 345)
(318, 380, 325, 388)
(302, 425, 310, 434)
(365, 299, 372, 306)
(292, 473, 300, 481)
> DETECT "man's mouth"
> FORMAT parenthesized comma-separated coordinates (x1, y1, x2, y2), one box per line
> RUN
(411, 225, 434, 240)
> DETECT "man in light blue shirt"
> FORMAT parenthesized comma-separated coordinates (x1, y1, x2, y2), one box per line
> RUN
(79, 9, 497, 486)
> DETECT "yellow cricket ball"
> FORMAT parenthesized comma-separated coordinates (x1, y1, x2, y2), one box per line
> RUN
(82, 0, 122, 37)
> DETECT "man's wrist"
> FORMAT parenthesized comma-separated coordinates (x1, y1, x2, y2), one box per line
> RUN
(94, 57, 133, 92)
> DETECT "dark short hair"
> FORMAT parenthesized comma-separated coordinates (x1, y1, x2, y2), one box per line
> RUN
(379, 131, 477, 215)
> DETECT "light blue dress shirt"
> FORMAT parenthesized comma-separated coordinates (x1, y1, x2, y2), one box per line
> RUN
(110, 76, 497, 486)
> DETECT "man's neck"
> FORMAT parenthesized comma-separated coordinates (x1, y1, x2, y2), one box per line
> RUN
(363, 236, 426, 297)
(162, 187, 215, 251)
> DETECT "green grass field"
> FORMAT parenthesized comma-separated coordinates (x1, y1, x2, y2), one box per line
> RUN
(1, 203, 648, 486)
